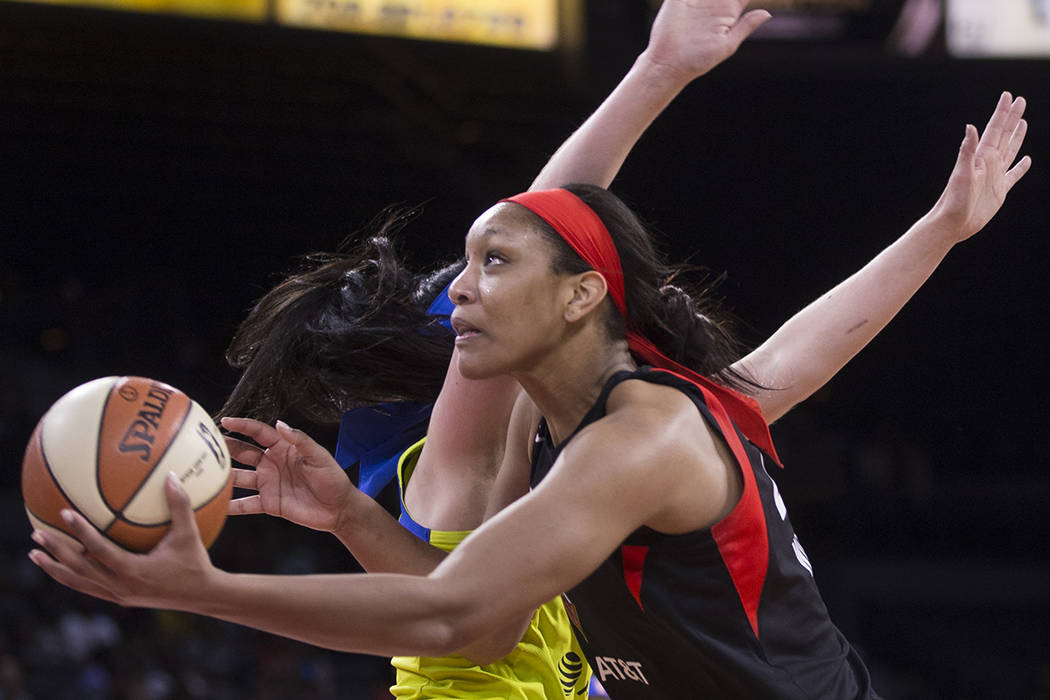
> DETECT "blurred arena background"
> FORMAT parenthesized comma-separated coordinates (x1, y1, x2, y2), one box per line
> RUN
(2, 0, 1049, 697)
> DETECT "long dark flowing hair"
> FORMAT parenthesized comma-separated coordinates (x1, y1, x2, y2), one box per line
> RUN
(541, 183, 760, 393)
(219, 209, 462, 424)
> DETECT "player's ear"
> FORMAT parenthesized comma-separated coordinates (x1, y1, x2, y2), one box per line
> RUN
(564, 271, 609, 323)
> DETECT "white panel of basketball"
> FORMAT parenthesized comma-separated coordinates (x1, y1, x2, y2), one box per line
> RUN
(38, 376, 118, 530)
(123, 400, 231, 524)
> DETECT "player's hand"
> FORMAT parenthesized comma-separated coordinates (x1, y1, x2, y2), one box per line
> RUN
(221, 417, 355, 534)
(929, 91, 1032, 243)
(640, 0, 771, 85)
(29, 473, 214, 610)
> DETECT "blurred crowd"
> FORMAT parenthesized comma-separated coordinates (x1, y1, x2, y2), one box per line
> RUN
(0, 492, 393, 700)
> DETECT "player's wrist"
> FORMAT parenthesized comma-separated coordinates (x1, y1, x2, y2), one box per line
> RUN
(916, 204, 972, 250)
(632, 50, 697, 95)
(329, 488, 369, 539)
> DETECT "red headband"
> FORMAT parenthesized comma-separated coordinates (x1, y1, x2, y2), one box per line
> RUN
(501, 188, 781, 467)
(503, 189, 627, 318)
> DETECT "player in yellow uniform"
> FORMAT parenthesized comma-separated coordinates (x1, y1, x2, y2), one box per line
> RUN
(390, 438, 590, 698)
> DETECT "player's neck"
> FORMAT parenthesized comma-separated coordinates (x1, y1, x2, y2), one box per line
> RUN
(513, 336, 634, 446)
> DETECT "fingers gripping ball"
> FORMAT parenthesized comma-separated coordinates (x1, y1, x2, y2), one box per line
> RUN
(22, 376, 233, 552)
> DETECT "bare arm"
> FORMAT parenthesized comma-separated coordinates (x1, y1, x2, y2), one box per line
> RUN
(735, 92, 1032, 423)
(530, 0, 770, 191)
(29, 385, 727, 659)
(482, 391, 540, 521)
(436, 390, 545, 663)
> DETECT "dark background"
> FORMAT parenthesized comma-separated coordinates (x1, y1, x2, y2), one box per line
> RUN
(2, 1, 1049, 697)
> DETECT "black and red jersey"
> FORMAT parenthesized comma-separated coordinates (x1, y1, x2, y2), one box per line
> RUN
(530, 368, 879, 699)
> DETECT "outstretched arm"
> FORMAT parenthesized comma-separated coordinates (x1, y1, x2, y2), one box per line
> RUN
(29, 392, 707, 660)
(735, 92, 1032, 423)
(529, 0, 770, 190)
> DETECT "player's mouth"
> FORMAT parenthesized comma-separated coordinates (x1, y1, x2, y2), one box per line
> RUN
(451, 317, 483, 344)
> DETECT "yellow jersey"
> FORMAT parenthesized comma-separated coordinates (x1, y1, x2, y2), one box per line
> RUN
(389, 438, 591, 699)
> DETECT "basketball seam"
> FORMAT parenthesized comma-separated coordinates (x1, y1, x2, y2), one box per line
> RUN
(31, 421, 104, 533)
(96, 379, 119, 514)
(104, 445, 231, 530)
(104, 518, 169, 530)
(106, 380, 193, 522)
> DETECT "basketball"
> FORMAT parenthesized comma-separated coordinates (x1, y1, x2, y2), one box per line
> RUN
(22, 376, 233, 553)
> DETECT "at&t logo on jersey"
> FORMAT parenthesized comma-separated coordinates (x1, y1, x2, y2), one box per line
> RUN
(557, 651, 587, 696)
(593, 656, 649, 686)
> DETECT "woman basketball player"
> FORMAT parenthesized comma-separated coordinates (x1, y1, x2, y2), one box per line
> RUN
(30, 27, 1031, 700)
(211, 2, 772, 697)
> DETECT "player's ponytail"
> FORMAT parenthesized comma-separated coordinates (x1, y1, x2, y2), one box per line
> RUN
(219, 208, 461, 425)
(651, 281, 753, 391)
(547, 184, 758, 393)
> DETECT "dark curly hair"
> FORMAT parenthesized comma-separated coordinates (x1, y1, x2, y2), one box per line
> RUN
(218, 208, 462, 425)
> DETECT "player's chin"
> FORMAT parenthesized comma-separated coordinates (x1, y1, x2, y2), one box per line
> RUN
(455, 347, 510, 381)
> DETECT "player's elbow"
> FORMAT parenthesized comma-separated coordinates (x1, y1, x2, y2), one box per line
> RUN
(415, 591, 495, 658)
(413, 573, 531, 661)
(452, 601, 534, 664)
(462, 644, 516, 667)
(429, 602, 523, 663)
(458, 624, 524, 666)
(416, 617, 492, 661)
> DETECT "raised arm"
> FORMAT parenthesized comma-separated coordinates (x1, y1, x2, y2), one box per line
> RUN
(530, 0, 770, 191)
(735, 92, 1031, 423)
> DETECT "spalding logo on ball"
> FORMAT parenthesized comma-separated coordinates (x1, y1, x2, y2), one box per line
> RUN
(22, 376, 233, 552)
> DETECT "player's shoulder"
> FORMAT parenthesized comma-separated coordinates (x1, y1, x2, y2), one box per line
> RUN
(568, 376, 705, 473)
(599, 374, 729, 472)
(605, 374, 703, 434)
(601, 374, 742, 531)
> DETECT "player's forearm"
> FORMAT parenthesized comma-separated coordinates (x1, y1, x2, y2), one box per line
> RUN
(193, 568, 468, 657)
(322, 499, 536, 665)
(332, 489, 448, 575)
(529, 54, 693, 191)
(737, 211, 960, 422)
